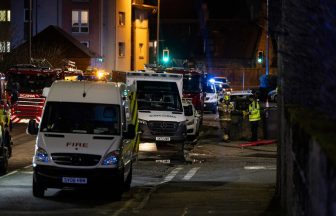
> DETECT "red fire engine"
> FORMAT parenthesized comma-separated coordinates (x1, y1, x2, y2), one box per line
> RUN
(164, 67, 206, 121)
(5, 63, 62, 124)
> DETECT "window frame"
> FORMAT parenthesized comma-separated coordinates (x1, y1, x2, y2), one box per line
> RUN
(0, 41, 10, 53)
(118, 11, 125, 26)
(118, 42, 125, 57)
(72, 10, 89, 33)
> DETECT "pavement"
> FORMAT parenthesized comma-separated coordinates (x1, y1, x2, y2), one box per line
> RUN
(190, 113, 281, 215)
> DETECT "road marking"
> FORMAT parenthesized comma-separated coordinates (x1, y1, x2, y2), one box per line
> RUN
(161, 167, 183, 183)
(24, 165, 32, 169)
(111, 199, 133, 216)
(182, 167, 200, 180)
(11, 132, 30, 141)
(0, 170, 18, 179)
(244, 166, 276, 170)
(21, 171, 33, 174)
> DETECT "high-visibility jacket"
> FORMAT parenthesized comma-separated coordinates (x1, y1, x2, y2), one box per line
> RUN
(248, 100, 261, 121)
(0, 105, 10, 127)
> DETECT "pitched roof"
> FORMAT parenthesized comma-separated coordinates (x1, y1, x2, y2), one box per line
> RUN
(30, 25, 98, 58)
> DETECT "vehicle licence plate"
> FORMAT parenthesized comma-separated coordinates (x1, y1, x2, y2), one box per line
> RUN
(156, 137, 170, 141)
(62, 177, 87, 184)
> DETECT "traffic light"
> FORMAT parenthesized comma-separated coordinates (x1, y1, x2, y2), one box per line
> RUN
(162, 49, 170, 63)
(257, 51, 263, 64)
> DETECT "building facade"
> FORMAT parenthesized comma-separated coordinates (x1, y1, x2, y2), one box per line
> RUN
(0, 0, 11, 61)
(9, 0, 150, 72)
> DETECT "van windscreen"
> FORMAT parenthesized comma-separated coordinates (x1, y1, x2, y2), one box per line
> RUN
(40, 102, 120, 135)
(136, 81, 182, 112)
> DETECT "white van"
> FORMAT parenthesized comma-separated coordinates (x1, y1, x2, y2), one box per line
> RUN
(126, 72, 187, 157)
(27, 80, 138, 198)
(204, 81, 218, 113)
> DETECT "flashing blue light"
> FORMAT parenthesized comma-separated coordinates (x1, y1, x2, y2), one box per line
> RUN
(102, 154, 118, 166)
(209, 78, 215, 83)
(36, 148, 49, 163)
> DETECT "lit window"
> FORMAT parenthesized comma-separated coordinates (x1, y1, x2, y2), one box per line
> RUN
(0, 10, 10, 22)
(72, 10, 89, 33)
(119, 12, 125, 26)
(119, 42, 125, 57)
(0, 41, 10, 53)
(7, 10, 10, 21)
(0, 11, 5, 21)
(139, 43, 144, 59)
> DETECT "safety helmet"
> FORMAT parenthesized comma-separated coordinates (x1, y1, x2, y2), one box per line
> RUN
(224, 92, 230, 101)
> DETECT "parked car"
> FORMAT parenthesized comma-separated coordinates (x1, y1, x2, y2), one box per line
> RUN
(183, 99, 201, 140)
(228, 90, 253, 140)
(230, 90, 253, 112)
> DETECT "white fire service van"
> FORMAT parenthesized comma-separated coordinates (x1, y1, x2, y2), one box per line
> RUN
(27, 80, 138, 198)
(126, 72, 187, 157)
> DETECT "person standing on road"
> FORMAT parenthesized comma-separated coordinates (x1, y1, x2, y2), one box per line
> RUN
(218, 93, 234, 142)
(248, 94, 261, 142)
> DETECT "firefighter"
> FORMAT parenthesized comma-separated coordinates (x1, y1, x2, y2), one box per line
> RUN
(0, 101, 12, 157)
(218, 92, 234, 142)
(248, 93, 261, 141)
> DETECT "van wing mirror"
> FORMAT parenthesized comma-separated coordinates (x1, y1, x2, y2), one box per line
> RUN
(123, 124, 135, 139)
(27, 119, 38, 135)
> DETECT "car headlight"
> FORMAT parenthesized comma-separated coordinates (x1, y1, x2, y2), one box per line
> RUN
(101, 151, 119, 166)
(35, 147, 49, 163)
(138, 119, 147, 125)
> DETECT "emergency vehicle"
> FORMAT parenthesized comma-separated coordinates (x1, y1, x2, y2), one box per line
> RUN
(79, 67, 110, 81)
(27, 80, 138, 198)
(5, 59, 84, 124)
(165, 67, 206, 115)
(126, 71, 187, 158)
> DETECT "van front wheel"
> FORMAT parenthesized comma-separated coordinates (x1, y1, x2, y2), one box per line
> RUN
(33, 174, 45, 198)
(0, 149, 8, 174)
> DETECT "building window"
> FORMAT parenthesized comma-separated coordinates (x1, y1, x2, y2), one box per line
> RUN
(139, 43, 144, 59)
(0, 42, 10, 53)
(81, 41, 89, 48)
(72, 10, 89, 33)
(119, 12, 125, 26)
(118, 42, 125, 57)
(0, 10, 10, 22)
